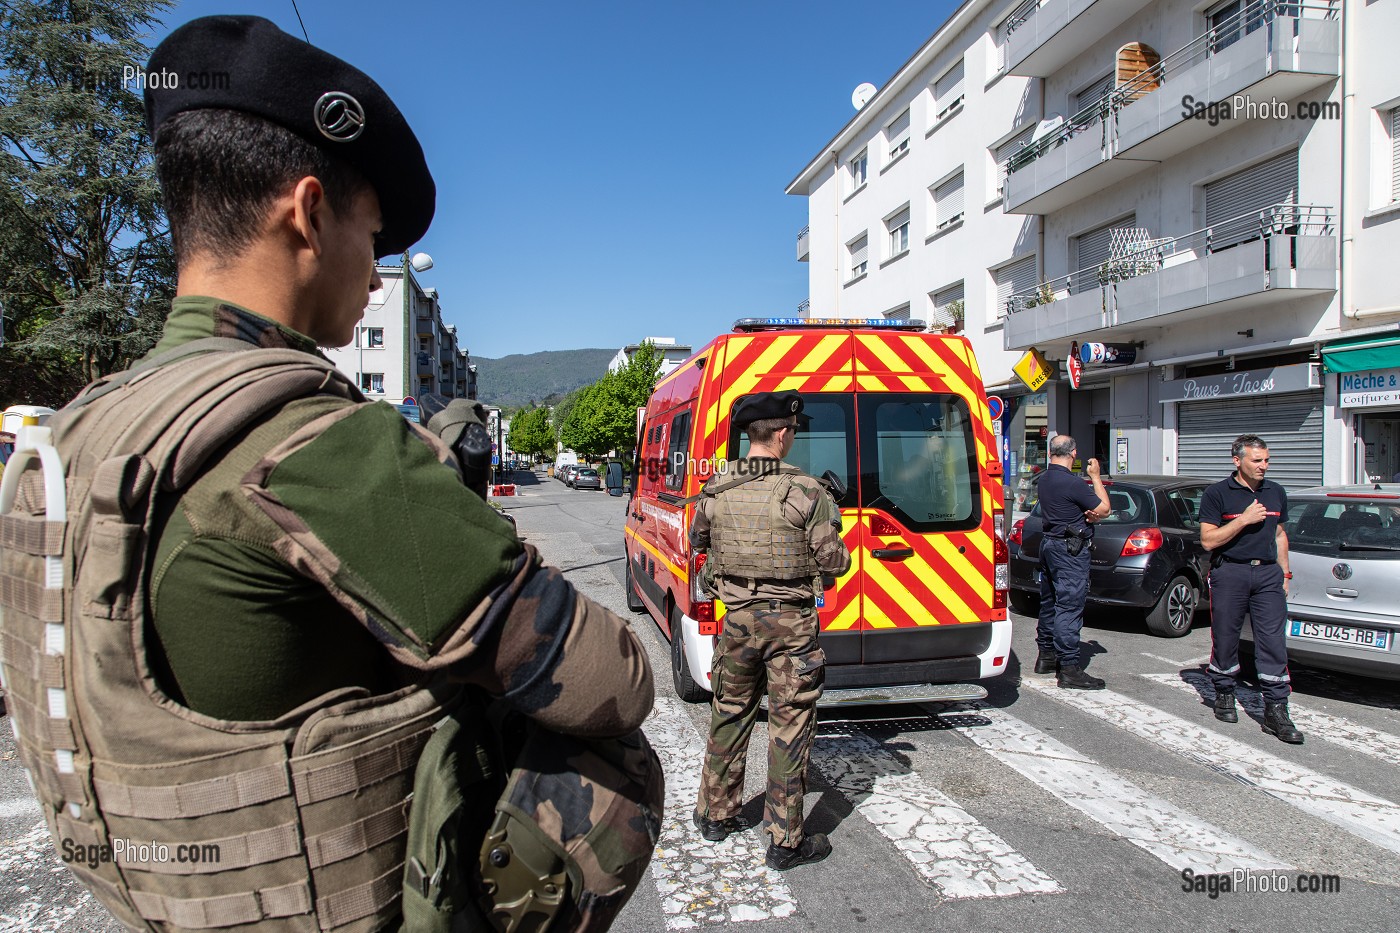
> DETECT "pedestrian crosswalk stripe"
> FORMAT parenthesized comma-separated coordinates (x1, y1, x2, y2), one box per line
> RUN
(941, 705, 1289, 874)
(1023, 680, 1400, 857)
(643, 696, 798, 929)
(1141, 672, 1400, 771)
(811, 730, 1064, 899)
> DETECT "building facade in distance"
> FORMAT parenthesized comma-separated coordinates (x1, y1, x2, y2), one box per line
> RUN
(609, 337, 694, 380)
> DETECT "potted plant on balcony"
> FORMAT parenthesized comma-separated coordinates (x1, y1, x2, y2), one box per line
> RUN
(946, 299, 965, 333)
(1035, 282, 1056, 306)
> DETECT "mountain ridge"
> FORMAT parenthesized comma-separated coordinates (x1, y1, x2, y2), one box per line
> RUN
(471, 347, 616, 409)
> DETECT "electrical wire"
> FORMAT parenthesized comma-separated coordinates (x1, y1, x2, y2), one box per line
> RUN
(289, 0, 309, 42)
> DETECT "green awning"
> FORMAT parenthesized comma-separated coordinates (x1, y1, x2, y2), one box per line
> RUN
(1322, 331, 1400, 373)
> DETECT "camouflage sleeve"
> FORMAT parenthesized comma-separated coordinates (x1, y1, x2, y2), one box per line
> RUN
(689, 492, 712, 550)
(244, 402, 653, 736)
(784, 475, 852, 576)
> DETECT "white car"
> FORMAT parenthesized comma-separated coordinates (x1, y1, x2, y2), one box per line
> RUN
(1281, 484, 1400, 681)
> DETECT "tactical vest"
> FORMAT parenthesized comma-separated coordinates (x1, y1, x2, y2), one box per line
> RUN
(0, 341, 455, 931)
(706, 464, 821, 583)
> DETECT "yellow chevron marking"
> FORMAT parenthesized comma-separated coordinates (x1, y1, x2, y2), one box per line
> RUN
(821, 374, 853, 392)
(858, 553, 912, 628)
(828, 595, 861, 631)
(857, 374, 888, 391)
(794, 334, 849, 375)
(902, 337, 953, 379)
(715, 337, 801, 428)
(931, 535, 992, 606)
(860, 336, 915, 375)
(774, 375, 809, 391)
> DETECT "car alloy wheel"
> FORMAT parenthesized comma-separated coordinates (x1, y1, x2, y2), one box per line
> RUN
(1146, 574, 1197, 638)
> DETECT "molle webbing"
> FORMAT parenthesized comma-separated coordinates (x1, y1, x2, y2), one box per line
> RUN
(0, 343, 456, 931)
(708, 471, 819, 582)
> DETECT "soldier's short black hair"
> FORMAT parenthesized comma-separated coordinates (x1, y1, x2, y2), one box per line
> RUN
(746, 417, 794, 446)
(1232, 434, 1268, 459)
(154, 109, 370, 266)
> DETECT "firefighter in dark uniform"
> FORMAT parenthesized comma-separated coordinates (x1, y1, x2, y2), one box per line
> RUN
(1199, 434, 1303, 743)
(1033, 434, 1111, 688)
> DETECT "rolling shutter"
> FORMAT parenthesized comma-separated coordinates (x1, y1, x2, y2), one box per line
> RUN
(934, 173, 965, 228)
(995, 124, 1037, 196)
(1176, 391, 1323, 490)
(1072, 215, 1136, 293)
(1074, 73, 1116, 114)
(995, 255, 1038, 318)
(934, 60, 965, 118)
(933, 282, 964, 328)
(1204, 149, 1298, 248)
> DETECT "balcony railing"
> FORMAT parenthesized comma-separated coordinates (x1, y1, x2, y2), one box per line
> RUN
(1004, 204, 1332, 317)
(1004, 0, 1043, 38)
(797, 298, 811, 315)
(1005, 0, 1336, 179)
(797, 225, 811, 262)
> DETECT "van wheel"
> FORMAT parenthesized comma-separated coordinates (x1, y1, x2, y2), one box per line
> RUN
(671, 605, 711, 703)
(1146, 575, 1197, 638)
(625, 560, 647, 613)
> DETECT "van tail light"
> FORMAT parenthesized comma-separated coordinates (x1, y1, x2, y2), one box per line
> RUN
(691, 552, 718, 635)
(1121, 527, 1164, 557)
(1009, 519, 1025, 547)
(993, 533, 1009, 609)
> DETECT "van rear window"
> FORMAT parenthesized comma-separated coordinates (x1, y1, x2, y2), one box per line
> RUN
(860, 394, 980, 533)
(733, 395, 856, 507)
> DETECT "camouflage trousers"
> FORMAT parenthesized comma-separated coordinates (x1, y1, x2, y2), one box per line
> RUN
(696, 606, 825, 847)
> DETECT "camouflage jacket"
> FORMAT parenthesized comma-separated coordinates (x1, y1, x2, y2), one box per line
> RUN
(690, 458, 851, 609)
(133, 296, 653, 730)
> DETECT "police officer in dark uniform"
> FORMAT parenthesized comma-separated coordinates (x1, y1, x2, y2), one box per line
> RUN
(1199, 434, 1303, 744)
(1033, 434, 1110, 688)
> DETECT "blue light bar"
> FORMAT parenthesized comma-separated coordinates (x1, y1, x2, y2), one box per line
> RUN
(733, 317, 929, 332)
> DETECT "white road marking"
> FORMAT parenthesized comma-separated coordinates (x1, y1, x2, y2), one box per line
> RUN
(1023, 680, 1400, 857)
(941, 705, 1287, 873)
(1139, 652, 1209, 667)
(1141, 671, 1400, 770)
(810, 731, 1063, 900)
(0, 798, 41, 821)
(643, 696, 798, 929)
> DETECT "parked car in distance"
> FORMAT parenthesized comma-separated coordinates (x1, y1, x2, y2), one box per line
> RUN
(1278, 484, 1400, 681)
(1008, 474, 1217, 637)
(557, 464, 577, 484)
(571, 467, 602, 491)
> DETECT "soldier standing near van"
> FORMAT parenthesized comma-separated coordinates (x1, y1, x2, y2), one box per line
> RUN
(690, 392, 852, 870)
(1033, 434, 1111, 688)
(1198, 434, 1303, 744)
(0, 16, 660, 931)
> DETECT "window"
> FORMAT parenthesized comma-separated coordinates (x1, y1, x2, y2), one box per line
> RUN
(1073, 73, 1116, 117)
(358, 326, 384, 349)
(933, 172, 964, 229)
(848, 233, 869, 281)
(1207, 0, 1268, 54)
(860, 393, 980, 531)
(933, 59, 965, 122)
(1391, 106, 1400, 202)
(664, 410, 692, 492)
(1202, 149, 1298, 249)
(848, 149, 868, 192)
(993, 124, 1035, 198)
(359, 372, 385, 394)
(932, 282, 964, 329)
(884, 303, 911, 321)
(994, 255, 1038, 318)
(886, 206, 910, 258)
(991, 10, 1016, 76)
(886, 109, 911, 161)
(1072, 215, 1136, 294)
(1164, 485, 1207, 530)
(732, 395, 857, 509)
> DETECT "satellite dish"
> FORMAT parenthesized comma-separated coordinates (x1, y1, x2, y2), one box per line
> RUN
(410, 252, 434, 272)
(851, 83, 877, 111)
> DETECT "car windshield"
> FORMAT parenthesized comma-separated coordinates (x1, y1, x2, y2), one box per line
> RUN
(1284, 497, 1400, 560)
(1027, 482, 1154, 524)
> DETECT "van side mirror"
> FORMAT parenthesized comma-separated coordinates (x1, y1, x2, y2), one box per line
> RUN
(820, 469, 847, 501)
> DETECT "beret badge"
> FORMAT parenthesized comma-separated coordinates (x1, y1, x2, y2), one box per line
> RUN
(315, 91, 365, 142)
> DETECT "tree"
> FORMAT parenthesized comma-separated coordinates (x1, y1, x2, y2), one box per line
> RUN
(0, 0, 176, 406)
(506, 406, 553, 462)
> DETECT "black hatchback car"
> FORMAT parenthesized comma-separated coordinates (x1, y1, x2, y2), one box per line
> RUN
(1007, 474, 1216, 637)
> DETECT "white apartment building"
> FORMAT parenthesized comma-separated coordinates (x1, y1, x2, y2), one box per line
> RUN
(789, 0, 1400, 488)
(322, 257, 476, 406)
(608, 337, 694, 379)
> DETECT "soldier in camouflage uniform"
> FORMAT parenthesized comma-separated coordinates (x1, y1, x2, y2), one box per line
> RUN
(690, 392, 852, 871)
(0, 16, 661, 931)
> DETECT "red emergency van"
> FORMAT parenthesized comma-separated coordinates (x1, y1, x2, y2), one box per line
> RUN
(623, 318, 1010, 706)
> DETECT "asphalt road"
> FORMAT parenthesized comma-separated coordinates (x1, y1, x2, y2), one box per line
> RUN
(3, 470, 1399, 932)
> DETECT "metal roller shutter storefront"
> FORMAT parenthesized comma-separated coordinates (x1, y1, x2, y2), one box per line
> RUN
(1176, 392, 1323, 489)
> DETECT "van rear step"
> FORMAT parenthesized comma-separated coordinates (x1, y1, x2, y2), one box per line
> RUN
(761, 683, 989, 709)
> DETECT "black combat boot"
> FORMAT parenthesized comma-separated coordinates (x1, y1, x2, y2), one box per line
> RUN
(1033, 649, 1059, 675)
(765, 833, 832, 871)
(1057, 665, 1105, 690)
(693, 812, 748, 842)
(1213, 691, 1238, 723)
(1262, 702, 1304, 744)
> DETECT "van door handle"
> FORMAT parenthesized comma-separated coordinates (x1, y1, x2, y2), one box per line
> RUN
(872, 547, 915, 560)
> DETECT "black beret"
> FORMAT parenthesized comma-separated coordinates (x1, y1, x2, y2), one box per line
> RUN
(144, 15, 434, 257)
(733, 392, 804, 427)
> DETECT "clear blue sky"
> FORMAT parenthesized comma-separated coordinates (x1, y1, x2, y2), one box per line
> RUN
(155, 1, 960, 358)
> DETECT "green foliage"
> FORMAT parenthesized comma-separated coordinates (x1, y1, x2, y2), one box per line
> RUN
(558, 341, 662, 458)
(0, 0, 176, 404)
(506, 406, 553, 461)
